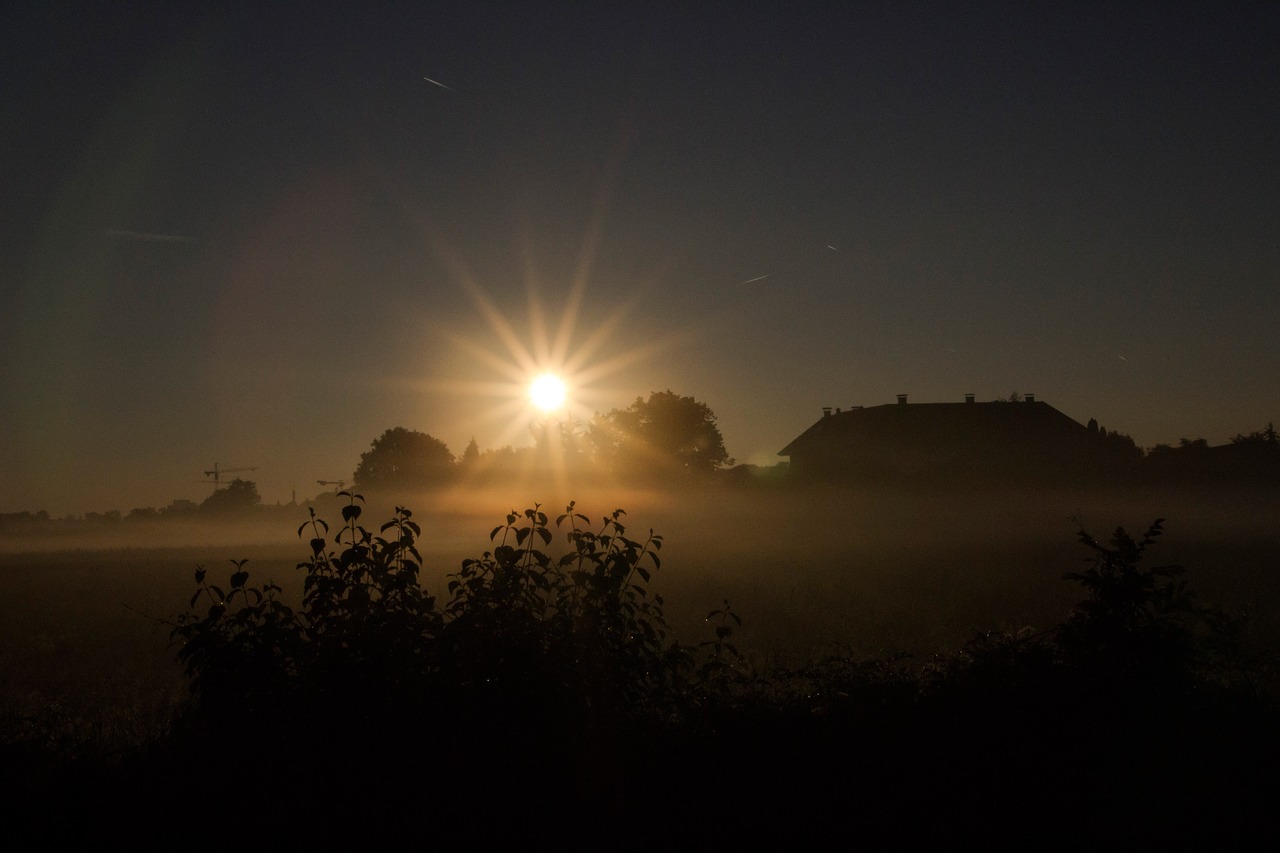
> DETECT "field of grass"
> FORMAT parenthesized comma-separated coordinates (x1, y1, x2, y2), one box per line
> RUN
(5, 484, 1278, 716)
(2, 482, 1278, 843)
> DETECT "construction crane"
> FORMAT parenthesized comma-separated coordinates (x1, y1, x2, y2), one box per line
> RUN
(203, 462, 257, 489)
(316, 479, 348, 493)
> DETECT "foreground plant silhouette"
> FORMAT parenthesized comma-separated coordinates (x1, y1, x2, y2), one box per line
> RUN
(159, 504, 1273, 845)
(951, 518, 1245, 698)
(171, 494, 745, 745)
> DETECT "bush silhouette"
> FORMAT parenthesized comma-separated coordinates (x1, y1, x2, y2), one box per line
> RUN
(161, 504, 1271, 845)
(1058, 519, 1238, 685)
(170, 495, 728, 741)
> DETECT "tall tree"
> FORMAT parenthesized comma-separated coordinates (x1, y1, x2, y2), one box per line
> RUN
(353, 428, 454, 490)
(595, 390, 731, 476)
(460, 437, 481, 467)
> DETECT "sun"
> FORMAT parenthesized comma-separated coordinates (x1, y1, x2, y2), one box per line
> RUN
(418, 212, 695, 461)
(529, 373, 567, 412)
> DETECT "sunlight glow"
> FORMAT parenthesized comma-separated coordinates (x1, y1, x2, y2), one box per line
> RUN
(401, 185, 710, 497)
(530, 373, 567, 412)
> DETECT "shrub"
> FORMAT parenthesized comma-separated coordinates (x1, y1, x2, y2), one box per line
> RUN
(162, 506, 1271, 845)
(170, 495, 711, 740)
(1058, 518, 1241, 688)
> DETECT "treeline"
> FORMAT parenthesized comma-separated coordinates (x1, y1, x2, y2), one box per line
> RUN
(351, 389, 732, 491)
(1, 390, 735, 525)
(1, 485, 265, 528)
(7, 397, 1279, 526)
(1138, 422, 1280, 486)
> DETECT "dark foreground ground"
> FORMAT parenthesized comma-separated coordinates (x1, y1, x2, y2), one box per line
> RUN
(3, 482, 1278, 847)
(7, 661, 1275, 848)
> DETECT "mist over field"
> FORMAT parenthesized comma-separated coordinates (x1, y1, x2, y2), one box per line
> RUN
(5, 481, 1278, 704)
(4, 477, 1279, 846)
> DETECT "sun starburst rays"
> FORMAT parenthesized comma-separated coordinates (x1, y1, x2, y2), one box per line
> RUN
(398, 156, 704, 494)
(414, 261, 597, 467)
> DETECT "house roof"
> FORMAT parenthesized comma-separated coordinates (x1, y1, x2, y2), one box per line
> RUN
(778, 399, 1089, 458)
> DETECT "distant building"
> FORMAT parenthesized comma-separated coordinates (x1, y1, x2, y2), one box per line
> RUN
(778, 394, 1108, 483)
(164, 499, 199, 515)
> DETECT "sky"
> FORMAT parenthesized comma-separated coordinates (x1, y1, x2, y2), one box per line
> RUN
(2, 2, 1278, 515)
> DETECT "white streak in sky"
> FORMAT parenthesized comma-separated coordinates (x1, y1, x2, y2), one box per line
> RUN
(1118, 355, 1127, 361)
(737, 274, 769, 285)
(104, 229, 195, 243)
(423, 76, 454, 91)
(826, 244, 838, 251)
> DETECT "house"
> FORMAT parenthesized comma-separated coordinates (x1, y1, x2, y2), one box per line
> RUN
(778, 393, 1106, 482)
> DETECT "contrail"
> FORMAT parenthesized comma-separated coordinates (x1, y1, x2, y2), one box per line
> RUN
(104, 229, 194, 243)
(737, 274, 770, 285)
(423, 76, 454, 91)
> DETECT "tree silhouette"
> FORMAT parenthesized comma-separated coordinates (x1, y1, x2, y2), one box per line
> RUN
(1231, 422, 1278, 447)
(353, 427, 454, 490)
(595, 390, 731, 475)
(529, 415, 591, 469)
(460, 437, 481, 467)
(200, 478, 261, 514)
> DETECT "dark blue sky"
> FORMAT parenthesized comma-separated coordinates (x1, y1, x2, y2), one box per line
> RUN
(3, 2, 1278, 513)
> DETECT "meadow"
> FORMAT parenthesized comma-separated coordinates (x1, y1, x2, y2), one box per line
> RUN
(2, 481, 1278, 844)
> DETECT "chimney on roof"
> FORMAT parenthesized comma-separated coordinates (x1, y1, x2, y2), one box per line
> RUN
(897, 394, 908, 405)
(1025, 393, 1035, 402)
(964, 393, 975, 404)
(822, 407, 832, 418)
